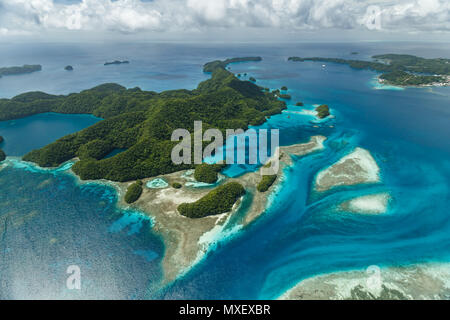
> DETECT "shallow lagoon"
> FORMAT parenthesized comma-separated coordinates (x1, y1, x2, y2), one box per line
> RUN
(0, 112, 101, 156)
(0, 42, 449, 299)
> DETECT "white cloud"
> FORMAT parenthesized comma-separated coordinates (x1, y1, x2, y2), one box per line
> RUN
(0, 0, 448, 37)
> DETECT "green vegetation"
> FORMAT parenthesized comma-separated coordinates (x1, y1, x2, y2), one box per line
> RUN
(203, 57, 262, 73)
(0, 149, 5, 162)
(379, 70, 444, 86)
(172, 182, 182, 189)
(1, 58, 285, 182)
(281, 86, 288, 91)
(316, 104, 330, 119)
(124, 180, 143, 204)
(288, 54, 450, 86)
(104, 60, 130, 66)
(178, 182, 245, 218)
(0, 65, 41, 78)
(296, 102, 304, 106)
(279, 94, 291, 100)
(65, 65, 73, 71)
(249, 77, 256, 82)
(194, 163, 225, 184)
(257, 174, 277, 192)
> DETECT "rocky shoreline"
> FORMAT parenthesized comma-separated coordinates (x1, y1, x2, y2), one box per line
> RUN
(280, 263, 450, 300)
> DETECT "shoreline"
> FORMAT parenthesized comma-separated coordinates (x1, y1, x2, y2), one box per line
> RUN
(2, 136, 327, 284)
(125, 135, 327, 283)
(376, 74, 450, 89)
(279, 261, 450, 300)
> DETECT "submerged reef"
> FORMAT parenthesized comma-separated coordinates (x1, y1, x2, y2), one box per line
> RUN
(315, 147, 380, 192)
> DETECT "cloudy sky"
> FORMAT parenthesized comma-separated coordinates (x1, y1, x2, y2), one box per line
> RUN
(0, 0, 448, 41)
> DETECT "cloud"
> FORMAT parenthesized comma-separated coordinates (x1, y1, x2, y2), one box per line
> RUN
(0, 0, 448, 37)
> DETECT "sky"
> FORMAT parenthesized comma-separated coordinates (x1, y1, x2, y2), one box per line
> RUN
(0, 0, 448, 42)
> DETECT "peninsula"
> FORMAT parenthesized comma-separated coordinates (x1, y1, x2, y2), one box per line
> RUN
(288, 54, 450, 87)
(0, 64, 42, 78)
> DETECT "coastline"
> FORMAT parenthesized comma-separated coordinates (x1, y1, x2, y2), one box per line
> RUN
(2, 135, 327, 284)
(376, 74, 450, 89)
(125, 135, 327, 283)
(279, 262, 450, 300)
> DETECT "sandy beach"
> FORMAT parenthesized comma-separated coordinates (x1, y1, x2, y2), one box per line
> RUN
(315, 147, 380, 192)
(280, 262, 450, 300)
(116, 135, 328, 282)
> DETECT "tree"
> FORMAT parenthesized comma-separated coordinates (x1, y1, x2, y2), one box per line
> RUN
(124, 180, 143, 204)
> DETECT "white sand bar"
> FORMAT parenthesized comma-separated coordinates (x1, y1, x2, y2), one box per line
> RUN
(341, 192, 391, 214)
(315, 147, 380, 192)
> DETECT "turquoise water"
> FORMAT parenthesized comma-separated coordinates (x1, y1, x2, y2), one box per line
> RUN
(156, 44, 450, 299)
(0, 42, 449, 299)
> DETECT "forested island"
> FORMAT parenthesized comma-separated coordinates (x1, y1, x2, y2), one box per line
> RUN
(0, 64, 42, 78)
(194, 163, 225, 184)
(0, 136, 5, 162)
(315, 104, 330, 118)
(288, 54, 450, 86)
(124, 180, 143, 204)
(178, 182, 246, 218)
(203, 57, 262, 73)
(0, 57, 286, 183)
(104, 60, 130, 66)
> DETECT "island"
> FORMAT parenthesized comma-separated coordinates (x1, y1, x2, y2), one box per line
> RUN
(110, 135, 327, 281)
(124, 180, 143, 204)
(0, 58, 285, 183)
(340, 192, 390, 214)
(0, 136, 5, 162)
(257, 174, 277, 192)
(0, 56, 337, 283)
(0, 64, 42, 78)
(280, 263, 450, 300)
(104, 60, 130, 66)
(203, 56, 262, 73)
(172, 182, 182, 189)
(194, 163, 225, 184)
(64, 65, 73, 71)
(178, 182, 245, 218)
(288, 54, 450, 87)
(315, 147, 380, 192)
(279, 93, 291, 100)
(315, 104, 330, 118)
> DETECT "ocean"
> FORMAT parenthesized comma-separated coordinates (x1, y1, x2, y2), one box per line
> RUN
(0, 41, 449, 299)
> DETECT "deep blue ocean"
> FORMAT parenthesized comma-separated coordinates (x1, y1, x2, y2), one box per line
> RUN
(0, 42, 449, 299)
